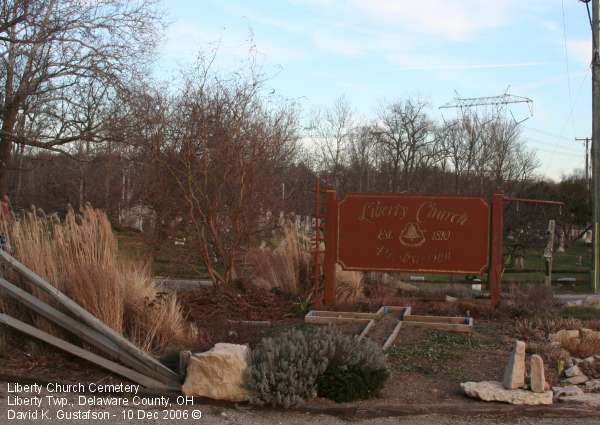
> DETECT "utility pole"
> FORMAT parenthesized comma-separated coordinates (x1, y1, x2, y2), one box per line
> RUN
(592, 0, 600, 294)
(575, 137, 591, 188)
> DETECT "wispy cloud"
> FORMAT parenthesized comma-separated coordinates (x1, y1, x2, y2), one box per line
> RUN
(222, 3, 306, 34)
(288, 0, 337, 8)
(542, 20, 560, 33)
(390, 61, 553, 72)
(347, 0, 520, 41)
(567, 39, 592, 66)
(514, 70, 588, 91)
(310, 30, 367, 57)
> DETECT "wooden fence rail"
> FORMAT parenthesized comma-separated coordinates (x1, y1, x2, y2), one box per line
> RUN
(0, 249, 182, 389)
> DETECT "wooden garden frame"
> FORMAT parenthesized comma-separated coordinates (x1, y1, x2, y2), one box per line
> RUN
(304, 306, 473, 349)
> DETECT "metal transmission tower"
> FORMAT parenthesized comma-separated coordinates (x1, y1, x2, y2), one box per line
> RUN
(439, 88, 534, 124)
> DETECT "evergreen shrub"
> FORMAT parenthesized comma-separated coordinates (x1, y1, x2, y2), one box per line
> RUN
(248, 327, 388, 407)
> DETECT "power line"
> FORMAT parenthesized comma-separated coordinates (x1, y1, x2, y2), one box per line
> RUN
(561, 0, 575, 137)
(524, 126, 574, 143)
(551, 69, 591, 157)
(526, 139, 583, 157)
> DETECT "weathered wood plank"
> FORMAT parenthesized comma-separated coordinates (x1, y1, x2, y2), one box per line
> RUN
(402, 321, 473, 333)
(308, 310, 382, 319)
(358, 319, 376, 339)
(0, 313, 178, 391)
(382, 321, 402, 350)
(0, 249, 181, 384)
(404, 315, 469, 324)
(0, 277, 181, 388)
(305, 316, 372, 325)
(227, 320, 271, 327)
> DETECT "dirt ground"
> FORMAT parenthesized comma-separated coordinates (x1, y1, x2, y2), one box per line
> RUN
(0, 317, 574, 414)
(1, 286, 599, 421)
(306, 320, 509, 408)
(1, 380, 599, 425)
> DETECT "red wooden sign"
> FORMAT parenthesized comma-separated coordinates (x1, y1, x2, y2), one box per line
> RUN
(337, 193, 490, 274)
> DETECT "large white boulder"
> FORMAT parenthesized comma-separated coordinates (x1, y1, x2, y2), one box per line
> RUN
(553, 385, 584, 399)
(462, 381, 552, 405)
(182, 343, 251, 402)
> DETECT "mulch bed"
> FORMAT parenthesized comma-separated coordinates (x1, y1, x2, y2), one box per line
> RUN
(178, 282, 297, 323)
(365, 315, 399, 346)
(0, 349, 131, 388)
(176, 282, 306, 351)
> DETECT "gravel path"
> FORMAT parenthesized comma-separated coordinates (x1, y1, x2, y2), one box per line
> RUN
(0, 381, 598, 425)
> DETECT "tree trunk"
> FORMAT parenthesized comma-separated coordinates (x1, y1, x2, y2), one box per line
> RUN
(0, 109, 18, 195)
(78, 165, 85, 208)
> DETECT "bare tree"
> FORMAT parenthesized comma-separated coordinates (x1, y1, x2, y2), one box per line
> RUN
(439, 113, 488, 194)
(374, 98, 434, 192)
(309, 96, 353, 188)
(485, 116, 538, 190)
(347, 124, 376, 192)
(0, 0, 162, 192)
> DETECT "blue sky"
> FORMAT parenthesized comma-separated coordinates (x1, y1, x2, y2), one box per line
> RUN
(157, 0, 594, 180)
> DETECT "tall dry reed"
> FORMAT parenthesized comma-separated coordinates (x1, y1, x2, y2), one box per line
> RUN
(245, 221, 311, 294)
(335, 264, 363, 305)
(246, 221, 365, 303)
(0, 205, 196, 355)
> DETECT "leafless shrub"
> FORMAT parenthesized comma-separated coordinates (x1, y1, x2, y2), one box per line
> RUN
(507, 285, 558, 317)
(586, 321, 600, 331)
(580, 361, 600, 380)
(513, 317, 583, 342)
(561, 335, 600, 359)
(514, 319, 546, 342)
(159, 56, 300, 285)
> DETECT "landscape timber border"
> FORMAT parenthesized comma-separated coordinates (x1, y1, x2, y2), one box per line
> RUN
(304, 306, 473, 348)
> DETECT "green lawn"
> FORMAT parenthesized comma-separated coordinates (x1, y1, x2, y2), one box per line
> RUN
(114, 227, 593, 291)
(504, 240, 592, 273)
(115, 229, 209, 279)
(394, 241, 593, 294)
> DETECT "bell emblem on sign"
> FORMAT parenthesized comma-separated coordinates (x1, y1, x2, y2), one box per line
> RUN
(399, 222, 426, 247)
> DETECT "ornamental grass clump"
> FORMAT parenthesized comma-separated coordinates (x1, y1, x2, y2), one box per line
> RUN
(0, 205, 197, 355)
(248, 327, 388, 407)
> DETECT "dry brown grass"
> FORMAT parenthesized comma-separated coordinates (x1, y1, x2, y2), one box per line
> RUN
(507, 285, 558, 317)
(335, 264, 363, 305)
(513, 317, 583, 342)
(580, 361, 600, 380)
(561, 334, 600, 359)
(527, 341, 570, 385)
(0, 205, 197, 355)
(245, 221, 311, 294)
